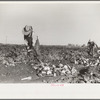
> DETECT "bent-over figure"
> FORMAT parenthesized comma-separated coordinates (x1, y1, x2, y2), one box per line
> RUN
(22, 25, 33, 54)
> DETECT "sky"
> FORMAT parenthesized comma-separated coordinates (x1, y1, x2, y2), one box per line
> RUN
(0, 1, 100, 46)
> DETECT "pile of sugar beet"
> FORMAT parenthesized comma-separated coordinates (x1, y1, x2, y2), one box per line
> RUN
(0, 46, 100, 83)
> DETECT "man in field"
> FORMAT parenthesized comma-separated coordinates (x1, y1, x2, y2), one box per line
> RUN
(22, 25, 33, 54)
(87, 40, 98, 56)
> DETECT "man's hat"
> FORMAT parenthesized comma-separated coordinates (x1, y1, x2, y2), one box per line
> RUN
(25, 25, 30, 31)
(22, 25, 32, 35)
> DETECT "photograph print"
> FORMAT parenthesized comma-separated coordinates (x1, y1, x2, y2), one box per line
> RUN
(0, 1, 100, 83)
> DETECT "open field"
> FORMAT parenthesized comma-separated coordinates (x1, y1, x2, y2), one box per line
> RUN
(0, 44, 100, 83)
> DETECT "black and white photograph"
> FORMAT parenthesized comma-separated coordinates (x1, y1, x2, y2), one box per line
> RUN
(0, 1, 100, 84)
(1, 1, 100, 99)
